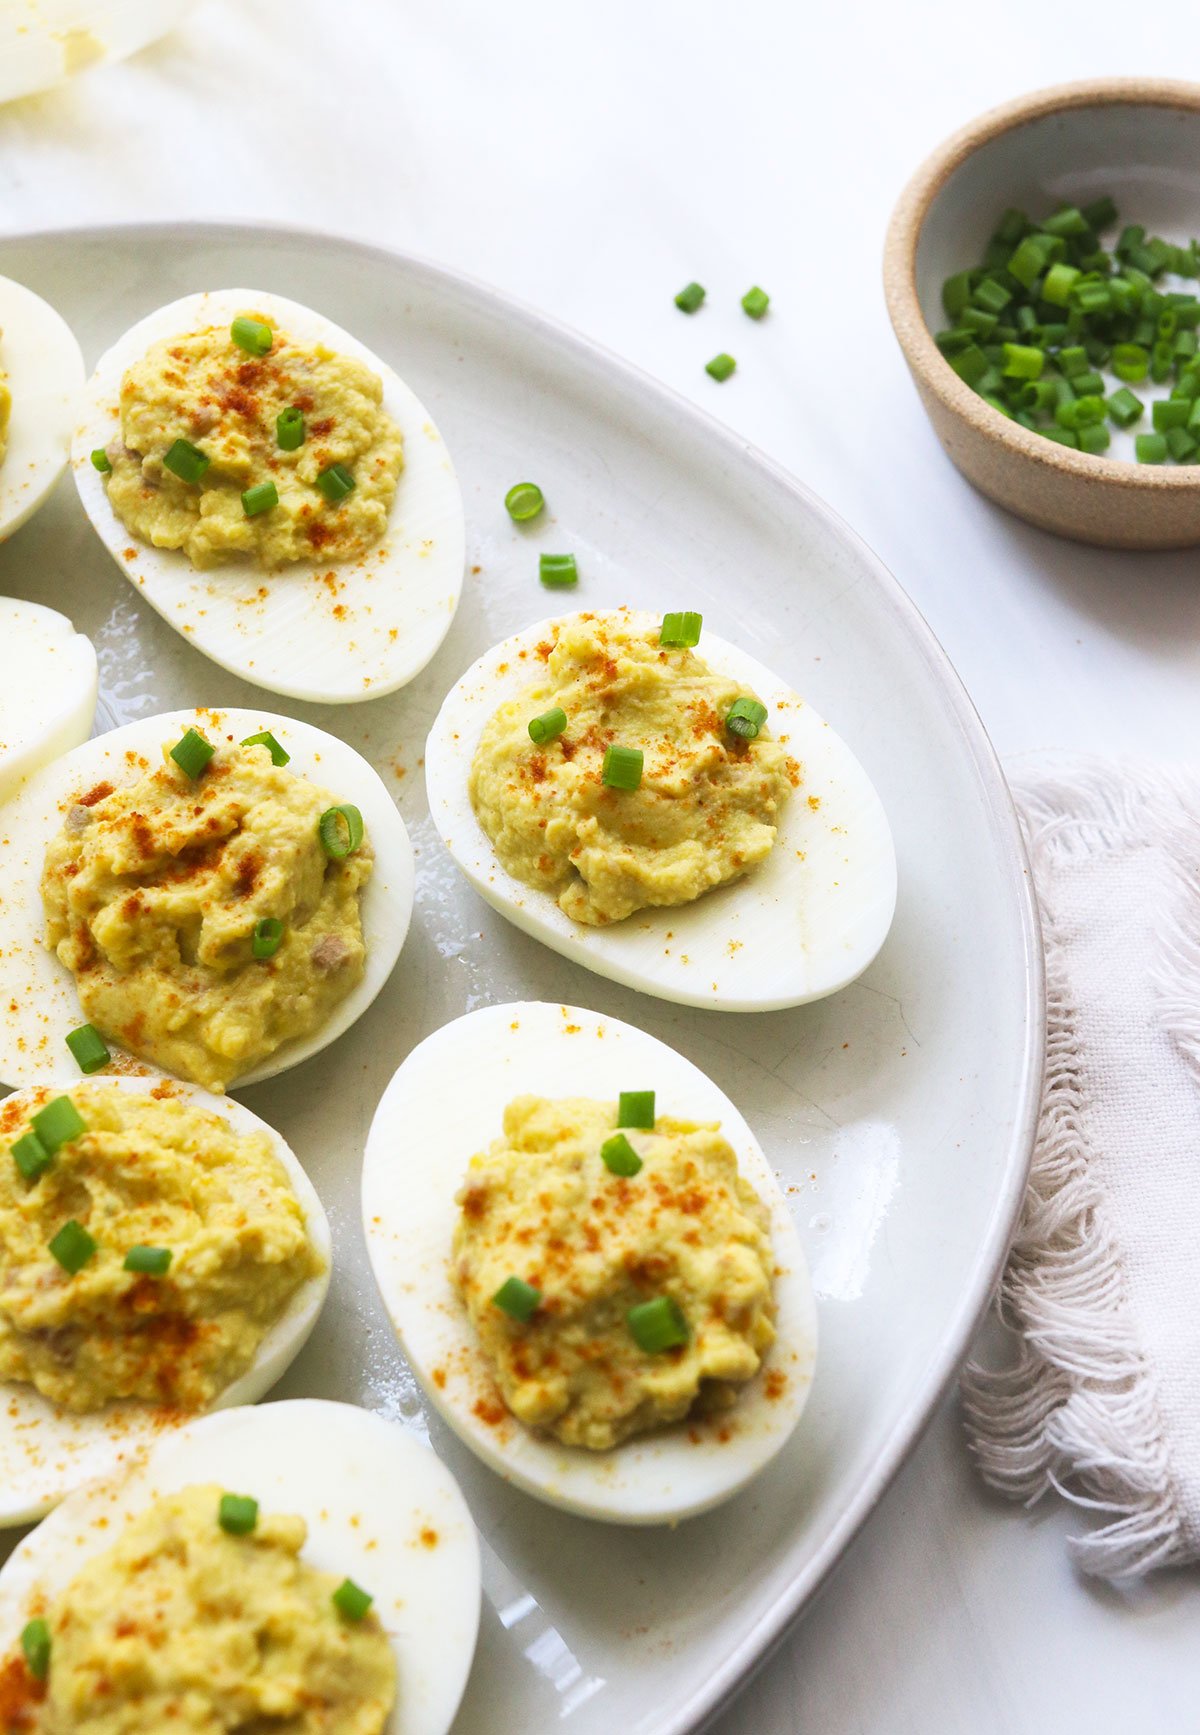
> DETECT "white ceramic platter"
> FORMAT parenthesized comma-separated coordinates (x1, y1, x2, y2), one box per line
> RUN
(0, 224, 1041, 1735)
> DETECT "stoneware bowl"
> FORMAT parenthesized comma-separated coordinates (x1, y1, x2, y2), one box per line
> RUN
(884, 78, 1200, 550)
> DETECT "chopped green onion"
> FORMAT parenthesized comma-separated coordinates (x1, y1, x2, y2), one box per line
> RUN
(1058, 346, 1090, 378)
(493, 1276, 541, 1322)
(252, 917, 284, 959)
(90, 448, 111, 473)
(659, 611, 702, 648)
(627, 1295, 689, 1354)
(528, 707, 567, 746)
(1043, 206, 1088, 238)
(601, 744, 643, 790)
(1041, 263, 1081, 307)
(11, 1132, 51, 1183)
(1136, 432, 1168, 463)
(705, 353, 736, 382)
(276, 406, 305, 450)
(170, 727, 215, 779)
(1078, 424, 1111, 456)
(726, 696, 768, 740)
(1107, 388, 1144, 428)
(333, 1579, 374, 1621)
(316, 463, 356, 503)
(972, 278, 1012, 314)
(163, 439, 210, 485)
(600, 1132, 643, 1177)
(218, 1493, 259, 1535)
(617, 1090, 655, 1129)
(1166, 426, 1198, 461)
(741, 286, 770, 319)
(1153, 399, 1190, 432)
(1042, 427, 1079, 448)
(942, 271, 972, 318)
(21, 1619, 50, 1682)
(1001, 343, 1044, 380)
(318, 804, 364, 860)
(539, 552, 578, 588)
(1082, 195, 1119, 231)
(49, 1219, 97, 1276)
(240, 730, 290, 766)
(242, 480, 279, 517)
(31, 1095, 86, 1155)
(505, 482, 545, 522)
(66, 1023, 110, 1075)
(124, 1245, 173, 1276)
(674, 281, 706, 313)
(230, 316, 273, 356)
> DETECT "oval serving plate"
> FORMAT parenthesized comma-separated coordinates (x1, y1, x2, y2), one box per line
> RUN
(0, 222, 1041, 1735)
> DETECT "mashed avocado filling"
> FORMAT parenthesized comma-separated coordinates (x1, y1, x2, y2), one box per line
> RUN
(0, 1085, 322, 1414)
(453, 1096, 777, 1450)
(102, 312, 404, 569)
(41, 737, 372, 1093)
(10, 1485, 396, 1734)
(468, 612, 797, 926)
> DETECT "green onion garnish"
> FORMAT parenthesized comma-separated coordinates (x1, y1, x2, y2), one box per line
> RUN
(240, 730, 290, 766)
(276, 406, 305, 450)
(252, 917, 284, 959)
(12, 1132, 51, 1183)
(66, 1023, 110, 1075)
(600, 1132, 643, 1177)
(21, 1618, 51, 1682)
(333, 1578, 374, 1621)
(1136, 432, 1168, 463)
(617, 1090, 655, 1129)
(218, 1492, 259, 1535)
(527, 707, 567, 746)
(741, 286, 770, 319)
(318, 804, 364, 859)
(659, 611, 702, 648)
(124, 1245, 173, 1276)
(163, 439, 210, 485)
(169, 727, 215, 779)
(1001, 343, 1044, 381)
(49, 1219, 97, 1276)
(1153, 399, 1190, 432)
(242, 480, 279, 517)
(230, 316, 273, 356)
(674, 282, 706, 313)
(31, 1095, 86, 1155)
(627, 1295, 689, 1354)
(492, 1276, 541, 1322)
(705, 353, 736, 382)
(726, 696, 768, 740)
(505, 482, 545, 522)
(90, 448, 111, 474)
(1107, 388, 1144, 428)
(539, 552, 578, 589)
(601, 744, 643, 790)
(316, 462, 356, 503)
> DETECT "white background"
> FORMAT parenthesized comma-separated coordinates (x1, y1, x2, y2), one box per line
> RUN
(3, 3, 1198, 1729)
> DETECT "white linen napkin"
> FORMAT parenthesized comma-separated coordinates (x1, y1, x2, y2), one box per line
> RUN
(961, 757, 1200, 1578)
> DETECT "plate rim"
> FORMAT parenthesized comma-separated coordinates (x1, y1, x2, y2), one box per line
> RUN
(0, 217, 1046, 1735)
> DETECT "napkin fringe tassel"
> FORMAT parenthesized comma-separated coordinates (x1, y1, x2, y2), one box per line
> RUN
(961, 762, 1194, 1581)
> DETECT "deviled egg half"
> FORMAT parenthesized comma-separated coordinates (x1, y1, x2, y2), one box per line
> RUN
(71, 288, 466, 703)
(425, 608, 897, 1011)
(0, 275, 85, 544)
(363, 1000, 817, 1525)
(0, 1400, 481, 1735)
(0, 599, 97, 803)
(0, 1075, 331, 1526)
(0, 706, 413, 1092)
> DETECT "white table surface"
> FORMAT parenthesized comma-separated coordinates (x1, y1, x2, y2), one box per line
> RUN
(3, 3, 1199, 1728)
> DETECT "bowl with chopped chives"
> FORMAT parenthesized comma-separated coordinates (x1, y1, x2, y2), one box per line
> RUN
(885, 78, 1200, 549)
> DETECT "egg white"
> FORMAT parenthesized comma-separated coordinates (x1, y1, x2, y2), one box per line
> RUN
(362, 1000, 817, 1525)
(0, 705, 414, 1091)
(425, 610, 897, 1011)
(0, 1399, 481, 1735)
(0, 1075, 332, 1527)
(70, 288, 466, 704)
(0, 275, 85, 544)
(0, 598, 97, 804)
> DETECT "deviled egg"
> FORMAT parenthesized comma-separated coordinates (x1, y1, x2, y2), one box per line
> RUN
(0, 706, 413, 1092)
(0, 1075, 331, 1526)
(0, 1400, 481, 1735)
(425, 608, 896, 1011)
(0, 598, 97, 803)
(0, 276, 85, 543)
(363, 1000, 817, 1524)
(71, 288, 465, 703)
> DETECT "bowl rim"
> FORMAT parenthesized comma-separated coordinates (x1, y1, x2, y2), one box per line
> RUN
(884, 76, 1200, 492)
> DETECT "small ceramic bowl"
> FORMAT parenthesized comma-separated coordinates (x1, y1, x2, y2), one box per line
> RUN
(885, 78, 1200, 550)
